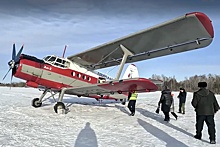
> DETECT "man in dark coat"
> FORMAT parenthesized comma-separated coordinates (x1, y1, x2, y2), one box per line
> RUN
(177, 88, 187, 114)
(158, 86, 173, 121)
(191, 82, 220, 144)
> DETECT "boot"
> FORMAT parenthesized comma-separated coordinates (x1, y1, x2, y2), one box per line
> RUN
(210, 140, 216, 144)
(194, 135, 201, 140)
(129, 112, 135, 116)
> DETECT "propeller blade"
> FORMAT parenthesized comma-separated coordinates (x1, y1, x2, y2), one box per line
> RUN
(10, 71, 13, 89)
(15, 45, 23, 62)
(2, 68, 11, 80)
(12, 43, 16, 60)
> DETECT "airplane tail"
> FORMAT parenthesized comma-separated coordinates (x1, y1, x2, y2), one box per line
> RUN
(122, 64, 139, 79)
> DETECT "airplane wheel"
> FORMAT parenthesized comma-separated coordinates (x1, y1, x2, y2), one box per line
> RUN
(54, 102, 65, 113)
(32, 98, 42, 108)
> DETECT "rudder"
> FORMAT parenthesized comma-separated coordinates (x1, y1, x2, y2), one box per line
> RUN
(122, 64, 139, 79)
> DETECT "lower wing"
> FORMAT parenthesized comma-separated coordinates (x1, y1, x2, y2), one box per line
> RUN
(64, 78, 161, 99)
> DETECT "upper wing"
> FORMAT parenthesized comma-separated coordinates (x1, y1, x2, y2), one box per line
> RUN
(67, 12, 214, 70)
(64, 78, 160, 99)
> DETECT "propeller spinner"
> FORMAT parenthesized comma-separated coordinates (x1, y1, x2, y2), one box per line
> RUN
(2, 44, 24, 82)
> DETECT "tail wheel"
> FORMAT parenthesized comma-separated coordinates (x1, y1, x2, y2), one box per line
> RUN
(32, 98, 42, 108)
(54, 102, 65, 113)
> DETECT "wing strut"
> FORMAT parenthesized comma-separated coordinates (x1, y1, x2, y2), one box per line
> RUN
(115, 44, 134, 80)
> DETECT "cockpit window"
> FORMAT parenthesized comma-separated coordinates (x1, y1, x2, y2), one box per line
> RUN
(43, 55, 70, 68)
(56, 58, 62, 63)
(43, 56, 51, 61)
(48, 56, 56, 62)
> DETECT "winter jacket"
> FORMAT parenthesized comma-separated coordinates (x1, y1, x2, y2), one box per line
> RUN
(191, 88, 220, 115)
(158, 89, 173, 112)
(129, 93, 138, 100)
(178, 91, 187, 103)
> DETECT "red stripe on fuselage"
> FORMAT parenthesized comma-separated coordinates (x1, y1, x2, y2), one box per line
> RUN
(14, 58, 99, 89)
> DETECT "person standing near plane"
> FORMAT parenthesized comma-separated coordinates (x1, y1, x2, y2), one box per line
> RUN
(177, 88, 187, 114)
(127, 91, 138, 116)
(192, 82, 220, 144)
(158, 86, 173, 121)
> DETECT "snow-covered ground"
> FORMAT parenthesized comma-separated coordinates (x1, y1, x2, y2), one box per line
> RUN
(0, 87, 219, 147)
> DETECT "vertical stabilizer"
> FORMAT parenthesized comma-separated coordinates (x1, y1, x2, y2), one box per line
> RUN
(122, 64, 139, 79)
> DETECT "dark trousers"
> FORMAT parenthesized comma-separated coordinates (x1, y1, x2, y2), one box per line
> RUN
(179, 102, 185, 113)
(163, 111, 170, 121)
(196, 115, 216, 140)
(128, 100, 136, 114)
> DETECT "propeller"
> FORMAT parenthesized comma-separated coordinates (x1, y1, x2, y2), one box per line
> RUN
(2, 43, 24, 82)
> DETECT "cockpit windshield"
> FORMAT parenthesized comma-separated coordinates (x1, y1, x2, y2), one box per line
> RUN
(43, 55, 70, 68)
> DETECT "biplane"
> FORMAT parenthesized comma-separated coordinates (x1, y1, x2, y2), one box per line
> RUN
(3, 12, 214, 114)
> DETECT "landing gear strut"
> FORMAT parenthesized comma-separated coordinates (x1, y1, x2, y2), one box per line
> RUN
(53, 88, 67, 114)
(31, 89, 58, 108)
(32, 89, 48, 108)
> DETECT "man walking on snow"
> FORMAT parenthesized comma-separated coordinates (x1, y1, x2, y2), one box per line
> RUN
(192, 82, 220, 144)
(127, 91, 138, 116)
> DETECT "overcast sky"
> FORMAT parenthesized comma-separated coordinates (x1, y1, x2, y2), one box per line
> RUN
(0, 0, 220, 83)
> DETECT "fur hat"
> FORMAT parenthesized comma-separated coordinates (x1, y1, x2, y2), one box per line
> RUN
(198, 82, 207, 87)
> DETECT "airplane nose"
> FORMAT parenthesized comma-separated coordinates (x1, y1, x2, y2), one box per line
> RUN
(8, 60, 15, 68)
(2, 43, 24, 81)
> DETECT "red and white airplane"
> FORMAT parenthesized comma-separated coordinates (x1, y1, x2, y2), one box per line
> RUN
(3, 12, 214, 113)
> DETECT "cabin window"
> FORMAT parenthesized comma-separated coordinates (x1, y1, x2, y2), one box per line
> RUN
(87, 77, 91, 81)
(77, 73, 81, 78)
(72, 72, 75, 76)
(83, 75, 86, 80)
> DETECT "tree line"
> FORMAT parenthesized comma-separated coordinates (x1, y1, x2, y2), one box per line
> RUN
(152, 74, 220, 94)
(0, 82, 26, 87)
(1, 74, 220, 93)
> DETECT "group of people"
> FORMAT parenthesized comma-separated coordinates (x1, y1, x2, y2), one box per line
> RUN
(126, 82, 220, 144)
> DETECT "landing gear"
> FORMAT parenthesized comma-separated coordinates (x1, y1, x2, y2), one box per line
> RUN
(54, 102, 65, 114)
(31, 89, 58, 108)
(30, 87, 69, 114)
(32, 98, 42, 107)
(53, 88, 68, 114)
(31, 89, 48, 108)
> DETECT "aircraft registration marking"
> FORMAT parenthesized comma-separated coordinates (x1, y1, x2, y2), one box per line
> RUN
(44, 65, 52, 70)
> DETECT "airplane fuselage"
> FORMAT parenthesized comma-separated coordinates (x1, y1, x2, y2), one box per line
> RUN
(14, 54, 120, 99)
